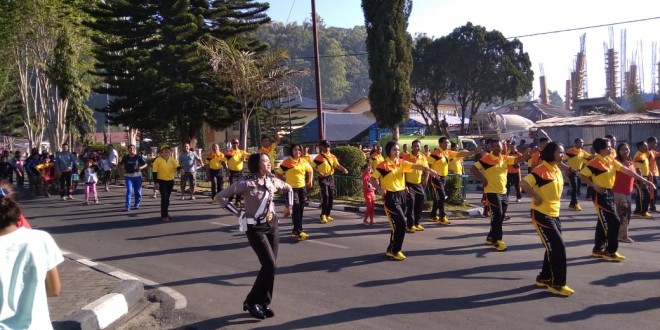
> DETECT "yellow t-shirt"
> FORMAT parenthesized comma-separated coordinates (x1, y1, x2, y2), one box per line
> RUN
(258, 142, 277, 168)
(474, 153, 515, 194)
(523, 161, 564, 217)
(633, 151, 650, 176)
(528, 150, 541, 169)
(563, 147, 591, 171)
(403, 152, 428, 184)
(580, 154, 622, 189)
(371, 157, 413, 192)
(224, 149, 249, 171)
(205, 151, 225, 170)
(312, 152, 340, 176)
(370, 153, 384, 171)
(448, 154, 464, 175)
(428, 148, 458, 177)
(152, 156, 179, 181)
(276, 157, 312, 188)
(649, 150, 659, 176)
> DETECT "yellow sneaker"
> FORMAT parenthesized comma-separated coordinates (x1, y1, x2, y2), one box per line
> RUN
(297, 232, 309, 241)
(406, 227, 416, 233)
(575, 204, 582, 211)
(326, 216, 334, 222)
(429, 216, 440, 222)
(548, 285, 574, 296)
(491, 240, 507, 251)
(642, 212, 652, 219)
(390, 251, 406, 260)
(385, 251, 395, 258)
(603, 252, 625, 262)
(320, 215, 328, 224)
(414, 224, 424, 231)
(438, 216, 451, 225)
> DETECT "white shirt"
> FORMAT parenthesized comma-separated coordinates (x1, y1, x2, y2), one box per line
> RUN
(107, 148, 118, 166)
(0, 227, 64, 330)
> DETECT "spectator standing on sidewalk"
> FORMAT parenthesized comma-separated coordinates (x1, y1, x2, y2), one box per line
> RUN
(80, 158, 101, 205)
(106, 144, 119, 189)
(0, 155, 15, 183)
(206, 143, 226, 201)
(120, 144, 147, 211)
(311, 140, 348, 224)
(13, 151, 25, 187)
(54, 143, 77, 200)
(0, 183, 63, 329)
(178, 143, 203, 201)
(152, 145, 180, 222)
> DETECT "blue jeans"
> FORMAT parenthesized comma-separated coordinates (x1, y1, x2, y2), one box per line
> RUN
(125, 176, 143, 209)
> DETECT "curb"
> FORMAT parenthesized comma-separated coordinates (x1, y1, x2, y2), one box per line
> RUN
(54, 252, 144, 330)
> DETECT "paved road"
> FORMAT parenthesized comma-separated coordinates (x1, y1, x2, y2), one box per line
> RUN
(24, 187, 660, 329)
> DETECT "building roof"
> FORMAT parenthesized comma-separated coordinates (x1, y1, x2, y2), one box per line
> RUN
(409, 114, 468, 126)
(263, 94, 345, 111)
(294, 112, 375, 143)
(491, 101, 573, 122)
(534, 111, 660, 128)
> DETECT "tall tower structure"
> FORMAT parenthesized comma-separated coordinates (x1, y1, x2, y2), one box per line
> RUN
(565, 79, 572, 110)
(572, 34, 588, 101)
(539, 64, 548, 104)
(604, 27, 619, 97)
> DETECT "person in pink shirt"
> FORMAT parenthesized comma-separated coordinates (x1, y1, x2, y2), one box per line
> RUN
(361, 163, 375, 225)
(612, 143, 636, 243)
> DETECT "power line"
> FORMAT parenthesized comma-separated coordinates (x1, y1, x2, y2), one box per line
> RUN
(509, 16, 660, 39)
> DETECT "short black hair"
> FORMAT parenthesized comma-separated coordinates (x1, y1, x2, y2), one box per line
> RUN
(636, 141, 647, 149)
(593, 138, 609, 153)
(539, 137, 549, 144)
(540, 142, 562, 162)
(574, 138, 583, 143)
(0, 184, 21, 230)
(289, 143, 303, 157)
(647, 137, 658, 143)
(438, 137, 449, 144)
(247, 153, 267, 173)
(384, 140, 398, 158)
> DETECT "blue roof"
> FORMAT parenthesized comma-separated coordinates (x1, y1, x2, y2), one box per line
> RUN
(293, 112, 374, 143)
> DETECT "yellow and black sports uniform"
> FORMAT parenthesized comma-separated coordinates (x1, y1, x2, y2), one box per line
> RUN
(428, 147, 457, 220)
(277, 157, 313, 236)
(372, 157, 414, 256)
(448, 153, 464, 175)
(403, 152, 428, 230)
(633, 151, 651, 215)
(523, 161, 568, 287)
(152, 156, 180, 219)
(312, 152, 342, 220)
(528, 149, 541, 172)
(474, 153, 516, 243)
(506, 151, 523, 201)
(370, 153, 384, 171)
(648, 149, 659, 211)
(205, 151, 226, 199)
(563, 147, 592, 208)
(224, 148, 249, 203)
(580, 155, 623, 255)
(257, 142, 278, 169)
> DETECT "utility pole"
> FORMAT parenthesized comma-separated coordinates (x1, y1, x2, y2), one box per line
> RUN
(311, 0, 324, 140)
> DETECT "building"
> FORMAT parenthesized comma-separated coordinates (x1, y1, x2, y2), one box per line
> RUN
(491, 101, 574, 122)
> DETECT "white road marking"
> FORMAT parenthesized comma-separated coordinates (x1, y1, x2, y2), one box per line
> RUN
(307, 240, 350, 249)
(209, 221, 232, 227)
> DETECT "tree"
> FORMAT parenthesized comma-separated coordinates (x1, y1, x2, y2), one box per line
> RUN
(549, 90, 563, 107)
(362, 0, 413, 141)
(201, 38, 307, 149)
(441, 23, 534, 133)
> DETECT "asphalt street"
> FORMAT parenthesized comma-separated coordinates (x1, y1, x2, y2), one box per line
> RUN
(23, 186, 660, 329)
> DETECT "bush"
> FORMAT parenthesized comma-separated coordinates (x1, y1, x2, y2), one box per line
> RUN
(332, 146, 366, 177)
(445, 174, 465, 205)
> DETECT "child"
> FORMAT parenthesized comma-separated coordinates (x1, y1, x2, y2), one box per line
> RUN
(362, 163, 375, 225)
(0, 183, 63, 329)
(36, 155, 55, 198)
(99, 152, 112, 192)
(80, 159, 101, 205)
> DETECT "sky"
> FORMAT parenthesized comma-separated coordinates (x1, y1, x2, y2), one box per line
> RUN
(267, 0, 660, 101)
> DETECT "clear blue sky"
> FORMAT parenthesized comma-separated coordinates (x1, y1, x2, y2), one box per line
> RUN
(267, 0, 660, 101)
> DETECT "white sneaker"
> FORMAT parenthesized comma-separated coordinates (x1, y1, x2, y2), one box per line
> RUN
(516, 199, 521, 203)
(190, 195, 195, 200)
(61, 196, 67, 201)
(180, 195, 185, 200)
(104, 188, 110, 192)
(153, 192, 157, 198)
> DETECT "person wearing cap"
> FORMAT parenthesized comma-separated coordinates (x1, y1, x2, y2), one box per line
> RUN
(215, 153, 293, 320)
(152, 145, 180, 222)
(257, 133, 281, 170)
(178, 142, 203, 201)
(311, 140, 348, 224)
(224, 139, 250, 206)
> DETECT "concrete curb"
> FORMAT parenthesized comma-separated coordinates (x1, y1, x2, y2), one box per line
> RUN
(54, 252, 144, 330)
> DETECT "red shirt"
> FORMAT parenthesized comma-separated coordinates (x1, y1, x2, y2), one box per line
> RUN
(362, 169, 375, 196)
(612, 160, 635, 195)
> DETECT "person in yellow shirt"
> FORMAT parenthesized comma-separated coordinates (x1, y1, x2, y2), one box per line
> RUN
(448, 142, 464, 175)
(563, 138, 592, 211)
(224, 139, 250, 206)
(400, 144, 410, 158)
(470, 140, 530, 251)
(205, 143, 226, 201)
(257, 133, 280, 170)
(428, 137, 477, 225)
(370, 145, 384, 171)
(521, 142, 574, 297)
(422, 145, 431, 158)
(370, 140, 440, 261)
(646, 137, 659, 212)
(312, 140, 348, 224)
(579, 138, 654, 261)
(152, 145, 181, 222)
(276, 143, 313, 241)
(505, 141, 523, 204)
(527, 137, 549, 172)
(632, 141, 652, 218)
(403, 140, 429, 232)
(302, 146, 312, 165)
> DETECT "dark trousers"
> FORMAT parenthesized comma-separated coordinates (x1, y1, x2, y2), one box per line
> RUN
(531, 210, 567, 286)
(506, 172, 522, 200)
(229, 170, 243, 203)
(567, 171, 581, 206)
(245, 218, 279, 307)
(158, 180, 174, 218)
(319, 175, 335, 216)
(430, 176, 446, 218)
(485, 193, 509, 242)
(291, 188, 306, 234)
(59, 171, 73, 197)
(384, 190, 407, 253)
(651, 176, 658, 211)
(405, 182, 424, 228)
(209, 169, 223, 199)
(633, 181, 650, 214)
(593, 189, 619, 253)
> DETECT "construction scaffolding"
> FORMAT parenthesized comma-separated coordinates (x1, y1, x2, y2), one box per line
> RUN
(604, 27, 619, 98)
(539, 63, 548, 104)
(571, 33, 588, 102)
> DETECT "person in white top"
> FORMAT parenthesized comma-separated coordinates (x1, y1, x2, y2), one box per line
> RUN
(0, 183, 63, 329)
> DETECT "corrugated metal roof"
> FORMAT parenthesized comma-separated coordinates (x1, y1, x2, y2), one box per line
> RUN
(492, 101, 573, 122)
(534, 112, 660, 127)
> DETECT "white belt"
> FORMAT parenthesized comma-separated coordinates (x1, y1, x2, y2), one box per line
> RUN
(245, 213, 274, 224)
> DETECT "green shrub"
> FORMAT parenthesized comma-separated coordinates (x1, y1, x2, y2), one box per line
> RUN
(445, 174, 465, 205)
(332, 146, 366, 176)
